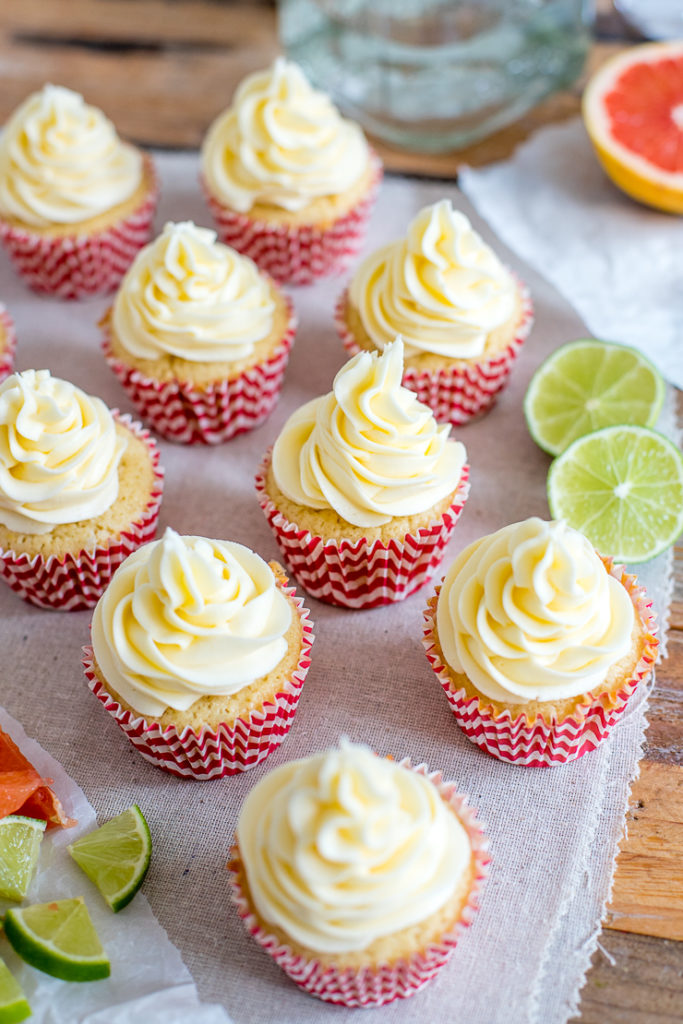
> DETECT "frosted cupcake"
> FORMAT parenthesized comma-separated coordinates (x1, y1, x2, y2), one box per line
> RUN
(256, 338, 470, 608)
(0, 85, 157, 298)
(229, 740, 488, 1006)
(336, 200, 533, 425)
(423, 518, 659, 766)
(102, 221, 296, 444)
(201, 58, 381, 285)
(0, 305, 16, 381)
(0, 370, 163, 610)
(83, 528, 314, 778)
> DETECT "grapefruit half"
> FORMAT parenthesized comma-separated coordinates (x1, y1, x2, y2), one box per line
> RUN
(583, 42, 683, 214)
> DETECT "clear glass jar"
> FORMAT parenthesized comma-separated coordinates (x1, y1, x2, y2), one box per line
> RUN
(279, 0, 593, 152)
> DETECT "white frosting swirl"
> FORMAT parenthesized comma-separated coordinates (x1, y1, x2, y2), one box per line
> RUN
(237, 740, 471, 954)
(91, 528, 293, 717)
(436, 518, 635, 704)
(201, 58, 369, 213)
(0, 370, 126, 535)
(0, 85, 142, 228)
(349, 200, 517, 360)
(272, 339, 466, 528)
(111, 221, 276, 363)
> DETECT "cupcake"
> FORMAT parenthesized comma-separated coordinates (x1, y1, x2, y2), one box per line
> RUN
(0, 305, 16, 381)
(423, 517, 659, 766)
(201, 58, 381, 285)
(102, 221, 296, 444)
(335, 200, 533, 425)
(256, 338, 470, 608)
(229, 740, 488, 1007)
(0, 85, 157, 299)
(83, 528, 314, 778)
(0, 370, 163, 610)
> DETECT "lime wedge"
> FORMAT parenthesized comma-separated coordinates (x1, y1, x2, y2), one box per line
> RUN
(3, 898, 110, 982)
(525, 339, 665, 456)
(68, 805, 151, 913)
(547, 425, 683, 563)
(0, 815, 46, 902)
(0, 957, 30, 1024)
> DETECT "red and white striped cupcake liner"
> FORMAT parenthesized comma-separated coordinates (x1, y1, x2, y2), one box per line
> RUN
(103, 296, 297, 444)
(203, 154, 383, 286)
(229, 759, 489, 1007)
(255, 452, 470, 609)
(0, 306, 17, 381)
(423, 560, 659, 767)
(82, 588, 314, 779)
(334, 282, 534, 426)
(0, 414, 164, 611)
(0, 158, 158, 300)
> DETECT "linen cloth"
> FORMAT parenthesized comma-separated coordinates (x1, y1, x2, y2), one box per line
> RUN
(0, 152, 675, 1024)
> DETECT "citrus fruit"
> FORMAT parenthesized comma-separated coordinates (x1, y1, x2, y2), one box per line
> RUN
(68, 805, 151, 913)
(0, 957, 30, 1024)
(3, 898, 110, 982)
(0, 815, 46, 902)
(524, 339, 665, 456)
(547, 424, 683, 563)
(583, 41, 683, 214)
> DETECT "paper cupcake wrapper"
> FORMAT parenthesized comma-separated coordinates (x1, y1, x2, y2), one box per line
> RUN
(255, 451, 470, 609)
(82, 588, 314, 779)
(0, 306, 16, 381)
(103, 295, 297, 444)
(203, 154, 382, 286)
(0, 157, 158, 299)
(0, 414, 164, 611)
(335, 282, 534, 425)
(422, 560, 659, 767)
(228, 758, 489, 1007)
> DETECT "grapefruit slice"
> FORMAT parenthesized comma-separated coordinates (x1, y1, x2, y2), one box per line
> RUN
(0, 729, 75, 830)
(583, 42, 683, 214)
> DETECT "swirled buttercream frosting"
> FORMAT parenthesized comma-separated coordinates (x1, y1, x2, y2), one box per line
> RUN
(111, 221, 276, 362)
(237, 740, 471, 954)
(91, 528, 293, 717)
(271, 338, 466, 528)
(0, 84, 142, 228)
(436, 517, 635, 704)
(201, 58, 369, 213)
(0, 370, 126, 535)
(349, 199, 517, 360)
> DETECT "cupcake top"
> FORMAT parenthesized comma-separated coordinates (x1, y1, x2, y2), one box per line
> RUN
(0, 85, 143, 228)
(271, 338, 467, 528)
(349, 200, 517, 360)
(201, 58, 369, 214)
(111, 221, 276, 363)
(0, 370, 126, 535)
(436, 517, 635, 704)
(237, 739, 471, 954)
(91, 528, 293, 717)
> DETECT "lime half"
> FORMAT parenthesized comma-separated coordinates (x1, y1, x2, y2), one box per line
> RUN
(548, 424, 683, 563)
(0, 958, 30, 1024)
(3, 898, 110, 982)
(0, 815, 46, 902)
(525, 339, 665, 456)
(68, 805, 151, 913)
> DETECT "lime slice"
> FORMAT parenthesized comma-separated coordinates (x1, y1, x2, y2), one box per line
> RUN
(548, 425, 683, 563)
(68, 805, 151, 913)
(0, 815, 46, 902)
(524, 339, 665, 456)
(0, 958, 30, 1024)
(3, 898, 110, 982)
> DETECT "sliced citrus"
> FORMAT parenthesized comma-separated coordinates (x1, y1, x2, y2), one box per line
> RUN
(547, 424, 683, 563)
(68, 805, 151, 913)
(0, 815, 46, 902)
(0, 957, 30, 1024)
(583, 41, 683, 214)
(524, 339, 665, 456)
(3, 898, 110, 982)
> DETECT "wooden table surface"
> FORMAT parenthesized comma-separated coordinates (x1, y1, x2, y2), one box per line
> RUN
(0, 2, 681, 1021)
